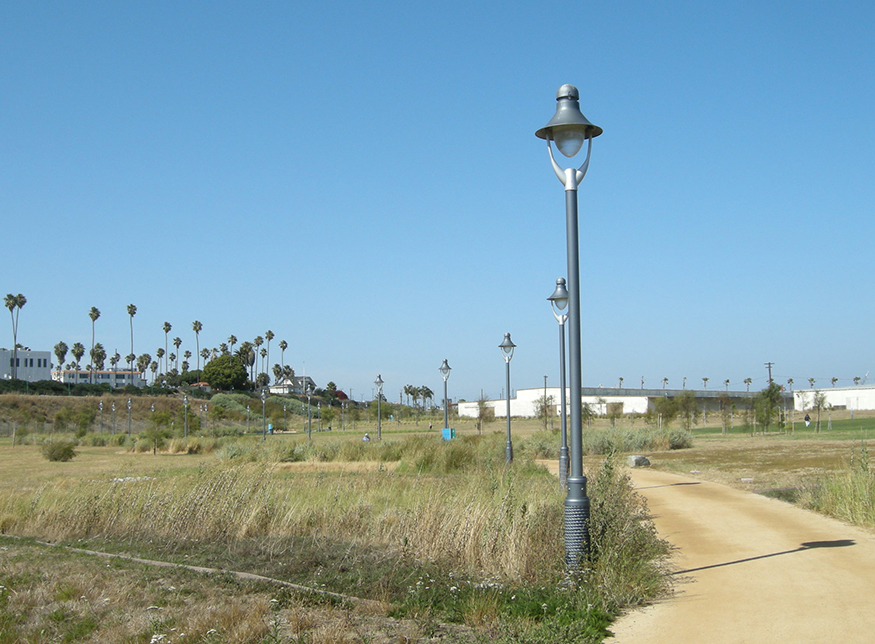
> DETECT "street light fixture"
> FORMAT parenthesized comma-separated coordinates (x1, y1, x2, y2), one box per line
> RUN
(126, 398, 132, 435)
(374, 374, 384, 441)
(98, 400, 104, 435)
(536, 84, 601, 568)
(439, 359, 452, 432)
(306, 385, 312, 440)
(499, 333, 516, 464)
(183, 395, 189, 438)
(548, 277, 570, 490)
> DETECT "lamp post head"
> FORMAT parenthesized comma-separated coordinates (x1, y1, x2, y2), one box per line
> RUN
(499, 333, 516, 362)
(374, 374, 384, 393)
(548, 277, 570, 312)
(439, 359, 452, 380)
(535, 84, 602, 158)
(261, 388, 267, 401)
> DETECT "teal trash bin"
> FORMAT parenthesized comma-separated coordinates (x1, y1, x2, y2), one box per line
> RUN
(442, 427, 455, 440)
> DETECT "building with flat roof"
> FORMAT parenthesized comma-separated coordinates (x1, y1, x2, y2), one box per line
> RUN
(52, 369, 146, 388)
(1, 349, 53, 382)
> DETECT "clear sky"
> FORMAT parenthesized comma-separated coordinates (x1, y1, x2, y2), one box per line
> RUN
(3, 1, 874, 402)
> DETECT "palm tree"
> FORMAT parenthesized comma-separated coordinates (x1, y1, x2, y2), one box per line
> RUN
(808, 378, 816, 389)
(702, 377, 709, 389)
(109, 352, 120, 381)
(71, 342, 85, 371)
(228, 334, 237, 356)
(150, 361, 158, 383)
(168, 353, 176, 371)
(92, 343, 106, 371)
(173, 337, 182, 370)
(54, 341, 68, 378)
(264, 330, 274, 376)
(253, 336, 263, 374)
(724, 379, 730, 391)
(5, 293, 26, 379)
(126, 353, 136, 379)
(272, 363, 283, 384)
(162, 322, 172, 373)
(127, 304, 137, 371)
(259, 347, 267, 380)
(831, 377, 838, 387)
(156, 347, 165, 373)
(661, 377, 668, 390)
(192, 320, 203, 377)
(279, 339, 288, 374)
(744, 378, 752, 392)
(88, 306, 101, 384)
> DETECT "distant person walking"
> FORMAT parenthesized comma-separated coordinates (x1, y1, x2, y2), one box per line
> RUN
(804, 413, 811, 427)
(362, 433, 370, 442)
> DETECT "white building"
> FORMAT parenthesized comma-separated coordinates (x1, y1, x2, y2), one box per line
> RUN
(793, 386, 875, 412)
(1, 349, 53, 382)
(457, 386, 774, 419)
(52, 369, 146, 388)
(269, 374, 317, 396)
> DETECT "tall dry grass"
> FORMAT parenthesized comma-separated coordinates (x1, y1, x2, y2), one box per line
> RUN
(799, 445, 875, 526)
(0, 454, 562, 582)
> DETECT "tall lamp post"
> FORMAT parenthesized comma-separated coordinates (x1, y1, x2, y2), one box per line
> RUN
(536, 84, 602, 568)
(98, 400, 104, 435)
(548, 277, 570, 490)
(183, 395, 189, 438)
(126, 398, 132, 435)
(499, 333, 516, 463)
(439, 359, 452, 431)
(306, 385, 312, 440)
(261, 388, 268, 440)
(374, 374, 384, 441)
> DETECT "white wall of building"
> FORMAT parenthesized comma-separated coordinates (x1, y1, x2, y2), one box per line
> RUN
(457, 387, 652, 419)
(1, 349, 53, 382)
(794, 386, 875, 411)
(52, 369, 146, 388)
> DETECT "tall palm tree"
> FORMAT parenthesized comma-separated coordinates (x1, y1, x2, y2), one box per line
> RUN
(88, 306, 100, 384)
(228, 334, 237, 356)
(264, 330, 274, 376)
(92, 343, 106, 371)
(156, 347, 165, 373)
(5, 293, 26, 379)
(173, 337, 182, 370)
(661, 377, 668, 390)
(260, 347, 267, 379)
(162, 322, 172, 373)
(192, 320, 203, 376)
(54, 341, 68, 379)
(127, 304, 137, 372)
(71, 342, 85, 371)
(279, 340, 288, 375)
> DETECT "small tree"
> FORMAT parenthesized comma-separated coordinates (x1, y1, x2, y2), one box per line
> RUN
(203, 355, 248, 391)
(754, 382, 782, 433)
(41, 440, 77, 462)
(534, 395, 555, 430)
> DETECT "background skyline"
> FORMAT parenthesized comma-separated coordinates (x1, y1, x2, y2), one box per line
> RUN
(3, 1, 874, 403)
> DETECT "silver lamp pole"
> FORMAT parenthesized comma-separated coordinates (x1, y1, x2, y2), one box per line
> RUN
(499, 333, 516, 463)
(548, 277, 570, 490)
(439, 359, 452, 430)
(261, 388, 268, 441)
(374, 374, 384, 440)
(536, 84, 602, 568)
(183, 394, 189, 438)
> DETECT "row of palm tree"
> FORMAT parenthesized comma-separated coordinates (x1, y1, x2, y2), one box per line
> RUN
(403, 384, 436, 409)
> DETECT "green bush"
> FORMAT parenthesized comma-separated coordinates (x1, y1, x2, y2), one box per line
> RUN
(40, 440, 77, 462)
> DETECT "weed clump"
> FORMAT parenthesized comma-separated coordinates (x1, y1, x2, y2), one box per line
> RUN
(39, 440, 77, 462)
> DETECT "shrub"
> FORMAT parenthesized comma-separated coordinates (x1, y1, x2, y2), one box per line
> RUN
(40, 440, 77, 462)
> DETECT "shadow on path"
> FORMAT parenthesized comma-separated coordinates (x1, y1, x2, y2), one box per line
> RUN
(673, 539, 856, 575)
(636, 481, 702, 491)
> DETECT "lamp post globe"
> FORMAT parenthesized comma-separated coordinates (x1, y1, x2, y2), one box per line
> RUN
(261, 388, 268, 441)
(439, 359, 452, 431)
(548, 277, 570, 490)
(537, 84, 601, 569)
(499, 333, 516, 464)
(374, 374, 384, 441)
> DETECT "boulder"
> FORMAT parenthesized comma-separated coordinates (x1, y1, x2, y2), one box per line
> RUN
(627, 455, 651, 467)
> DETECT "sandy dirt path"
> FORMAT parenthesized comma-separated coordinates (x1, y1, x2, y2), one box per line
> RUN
(608, 468, 875, 643)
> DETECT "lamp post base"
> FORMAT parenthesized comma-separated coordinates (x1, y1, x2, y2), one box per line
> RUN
(505, 443, 514, 464)
(564, 476, 590, 569)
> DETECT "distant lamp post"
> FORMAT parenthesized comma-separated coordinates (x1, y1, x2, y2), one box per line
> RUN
(98, 400, 104, 434)
(499, 333, 516, 463)
(307, 385, 313, 440)
(374, 374, 384, 441)
(126, 398, 132, 435)
(183, 395, 189, 438)
(439, 359, 452, 431)
(536, 84, 601, 568)
(111, 401, 116, 434)
(261, 388, 268, 441)
(548, 277, 570, 489)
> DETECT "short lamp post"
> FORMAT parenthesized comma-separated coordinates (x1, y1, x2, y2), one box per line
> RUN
(374, 374, 384, 441)
(548, 277, 570, 490)
(439, 359, 452, 430)
(183, 395, 189, 438)
(261, 388, 268, 440)
(536, 84, 602, 568)
(98, 400, 104, 435)
(126, 398, 133, 435)
(499, 333, 516, 464)
(111, 401, 116, 434)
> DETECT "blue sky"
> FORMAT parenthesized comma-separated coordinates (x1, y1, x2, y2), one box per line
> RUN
(3, 1, 874, 402)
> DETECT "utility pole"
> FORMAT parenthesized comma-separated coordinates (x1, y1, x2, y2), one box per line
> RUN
(765, 362, 774, 385)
